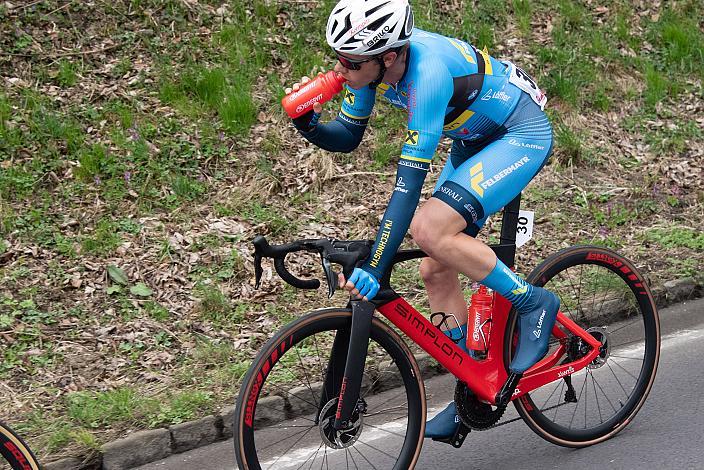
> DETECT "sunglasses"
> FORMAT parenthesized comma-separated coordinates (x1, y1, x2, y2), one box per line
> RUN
(335, 52, 378, 70)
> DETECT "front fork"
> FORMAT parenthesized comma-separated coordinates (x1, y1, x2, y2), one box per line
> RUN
(317, 300, 375, 430)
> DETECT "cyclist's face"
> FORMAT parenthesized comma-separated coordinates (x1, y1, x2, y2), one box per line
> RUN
(333, 53, 382, 89)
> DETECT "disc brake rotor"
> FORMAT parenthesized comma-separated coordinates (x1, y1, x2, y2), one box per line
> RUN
(318, 398, 364, 449)
(586, 326, 610, 369)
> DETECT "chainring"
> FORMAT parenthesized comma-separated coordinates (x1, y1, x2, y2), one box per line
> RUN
(454, 381, 507, 430)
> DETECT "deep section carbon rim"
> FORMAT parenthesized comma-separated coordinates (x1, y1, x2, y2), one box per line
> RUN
(512, 246, 659, 446)
(0, 421, 41, 470)
(234, 309, 424, 469)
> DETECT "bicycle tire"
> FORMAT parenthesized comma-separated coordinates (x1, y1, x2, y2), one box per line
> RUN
(233, 308, 426, 470)
(509, 245, 660, 447)
(0, 421, 41, 470)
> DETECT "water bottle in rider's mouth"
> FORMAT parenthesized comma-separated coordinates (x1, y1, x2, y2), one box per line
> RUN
(467, 285, 493, 357)
(282, 71, 347, 118)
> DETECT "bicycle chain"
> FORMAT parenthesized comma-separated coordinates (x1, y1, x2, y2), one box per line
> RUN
(454, 381, 507, 430)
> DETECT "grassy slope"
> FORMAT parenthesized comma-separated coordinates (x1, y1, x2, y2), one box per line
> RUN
(0, 0, 702, 463)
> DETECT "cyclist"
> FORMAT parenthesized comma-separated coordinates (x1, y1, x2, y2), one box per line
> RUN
(286, 0, 559, 440)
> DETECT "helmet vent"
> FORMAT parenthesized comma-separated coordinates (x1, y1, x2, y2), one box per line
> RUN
(366, 2, 390, 17)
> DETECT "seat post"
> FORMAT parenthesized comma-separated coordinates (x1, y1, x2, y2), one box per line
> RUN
(497, 193, 522, 267)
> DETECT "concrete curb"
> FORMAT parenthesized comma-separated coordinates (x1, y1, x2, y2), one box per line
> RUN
(42, 280, 702, 470)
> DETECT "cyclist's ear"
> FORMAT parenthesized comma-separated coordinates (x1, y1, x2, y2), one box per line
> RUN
(382, 51, 398, 68)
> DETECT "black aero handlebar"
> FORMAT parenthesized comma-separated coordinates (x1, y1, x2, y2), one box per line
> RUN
(253, 236, 372, 298)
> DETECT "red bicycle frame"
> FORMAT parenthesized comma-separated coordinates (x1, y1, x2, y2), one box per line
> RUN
(377, 292, 602, 405)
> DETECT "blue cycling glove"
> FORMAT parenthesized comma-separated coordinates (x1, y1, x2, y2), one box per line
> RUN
(347, 267, 381, 300)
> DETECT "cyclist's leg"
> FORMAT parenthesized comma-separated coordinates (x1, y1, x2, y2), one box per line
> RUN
(421, 141, 487, 438)
(413, 94, 556, 374)
(421, 139, 485, 325)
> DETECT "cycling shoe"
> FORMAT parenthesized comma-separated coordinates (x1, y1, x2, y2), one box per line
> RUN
(509, 287, 560, 373)
(425, 401, 461, 439)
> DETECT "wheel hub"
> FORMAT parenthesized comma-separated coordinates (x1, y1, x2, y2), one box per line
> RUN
(586, 326, 610, 369)
(318, 398, 364, 449)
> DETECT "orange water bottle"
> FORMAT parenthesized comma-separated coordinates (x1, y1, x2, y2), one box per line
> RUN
(281, 71, 347, 119)
(467, 285, 494, 355)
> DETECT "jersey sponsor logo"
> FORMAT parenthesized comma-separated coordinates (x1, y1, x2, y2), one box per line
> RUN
(508, 138, 545, 150)
(446, 37, 476, 64)
(366, 25, 391, 47)
(439, 185, 463, 202)
(337, 112, 366, 126)
(399, 159, 429, 171)
(467, 89, 479, 101)
(481, 88, 511, 102)
(344, 89, 355, 105)
(481, 156, 531, 190)
(463, 202, 479, 223)
(369, 219, 393, 269)
(384, 95, 406, 108)
(470, 162, 484, 197)
(405, 130, 419, 145)
(394, 177, 408, 194)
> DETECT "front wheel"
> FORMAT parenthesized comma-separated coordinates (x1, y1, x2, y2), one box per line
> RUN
(510, 245, 660, 447)
(233, 308, 426, 469)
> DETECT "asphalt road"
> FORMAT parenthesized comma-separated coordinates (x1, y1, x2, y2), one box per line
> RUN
(134, 297, 704, 470)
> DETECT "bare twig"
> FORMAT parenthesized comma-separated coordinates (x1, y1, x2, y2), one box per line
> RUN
(20, 0, 44, 9)
(45, 2, 72, 16)
(0, 43, 122, 60)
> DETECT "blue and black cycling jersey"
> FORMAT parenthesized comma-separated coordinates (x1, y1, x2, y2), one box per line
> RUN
(298, 28, 552, 281)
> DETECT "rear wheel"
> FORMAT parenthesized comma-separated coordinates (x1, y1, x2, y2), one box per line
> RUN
(0, 421, 40, 470)
(234, 308, 425, 469)
(510, 246, 660, 447)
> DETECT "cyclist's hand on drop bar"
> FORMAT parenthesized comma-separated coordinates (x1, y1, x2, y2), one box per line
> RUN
(338, 268, 380, 302)
(285, 76, 323, 131)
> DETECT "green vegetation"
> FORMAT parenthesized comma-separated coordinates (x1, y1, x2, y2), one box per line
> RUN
(645, 227, 704, 251)
(0, 0, 701, 463)
(67, 387, 214, 429)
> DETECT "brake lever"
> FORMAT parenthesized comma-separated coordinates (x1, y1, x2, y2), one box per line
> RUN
(320, 253, 338, 299)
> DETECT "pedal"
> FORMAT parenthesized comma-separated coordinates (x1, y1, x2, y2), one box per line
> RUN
(495, 372, 522, 407)
(431, 422, 471, 448)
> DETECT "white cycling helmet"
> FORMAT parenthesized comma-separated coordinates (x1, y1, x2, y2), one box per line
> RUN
(326, 0, 414, 56)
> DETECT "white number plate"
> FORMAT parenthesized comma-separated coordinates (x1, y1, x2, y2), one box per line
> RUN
(506, 61, 547, 110)
(516, 210, 534, 248)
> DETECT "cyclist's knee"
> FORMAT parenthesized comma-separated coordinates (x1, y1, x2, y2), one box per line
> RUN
(412, 201, 469, 255)
(409, 215, 434, 252)
(419, 257, 455, 285)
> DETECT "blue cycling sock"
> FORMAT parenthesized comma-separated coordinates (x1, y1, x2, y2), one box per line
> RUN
(480, 258, 535, 312)
(443, 323, 469, 351)
(480, 258, 561, 373)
